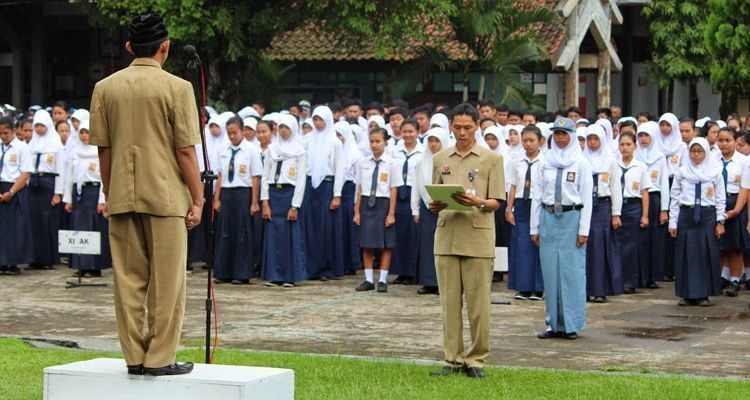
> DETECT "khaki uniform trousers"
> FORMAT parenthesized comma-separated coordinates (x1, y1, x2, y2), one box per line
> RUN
(109, 212, 187, 368)
(435, 255, 493, 368)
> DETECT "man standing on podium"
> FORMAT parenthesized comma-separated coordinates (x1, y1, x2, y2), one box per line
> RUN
(90, 14, 204, 376)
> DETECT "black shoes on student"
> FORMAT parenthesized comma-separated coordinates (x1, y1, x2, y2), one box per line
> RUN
(678, 298, 712, 307)
(377, 282, 388, 293)
(127, 364, 144, 375)
(537, 330, 577, 340)
(417, 286, 439, 295)
(0, 265, 20, 275)
(723, 281, 741, 297)
(356, 281, 375, 292)
(142, 362, 194, 376)
(430, 365, 484, 379)
(392, 276, 414, 285)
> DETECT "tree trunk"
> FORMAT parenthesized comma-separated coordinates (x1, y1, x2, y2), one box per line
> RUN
(462, 63, 470, 102)
(478, 74, 486, 100)
(719, 86, 738, 120)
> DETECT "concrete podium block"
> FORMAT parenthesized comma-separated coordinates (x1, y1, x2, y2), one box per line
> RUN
(44, 358, 294, 400)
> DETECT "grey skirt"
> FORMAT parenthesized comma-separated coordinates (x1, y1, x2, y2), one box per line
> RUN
(359, 196, 397, 249)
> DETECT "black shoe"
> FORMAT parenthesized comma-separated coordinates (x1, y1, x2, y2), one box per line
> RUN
(231, 279, 250, 285)
(430, 365, 464, 376)
(563, 332, 578, 340)
(593, 296, 607, 303)
(0, 265, 7, 274)
(127, 364, 144, 375)
(662, 276, 674, 282)
(514, 292, 530, 300)
(724, 281, 740, 297)
(377, 282, 388, 293)
(720, 277, 730, 290)
(186, 264, 194, 271)
(697, 298, 712, 307)
(465, 367, 485, 378)
(623, 288, 636, 294)
(72, 270, 85, 278)
(213, 278, 231, 284)
(392, 276, 408, 285)
(344, 270, 357, 276)
(7, 265, 20, 275)
(529, 292, 544, 301)
(646, 281, 659, 289)
(87, 270, 102, 278)
(492, 271, 503, 282)
(537, 329, 561, 339)
(417, 286, 439, 295)
(143, 362, 194, 376)
(356, 281, 375, 292)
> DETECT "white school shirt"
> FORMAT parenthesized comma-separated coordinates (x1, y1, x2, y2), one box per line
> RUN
(644, 157, 671, 211)
(391, 143, 424, 187)
(619, 159, 652, 199)
(508, 153, 544, 200)
(217, 142, 263, 189)
(31, 148, 65, 194)
(592, 160, 624, 216)
(0, 139, 33, 183)
(303, 136, 344, 197)
(62, 152, 105, 204)
(530, 158, 594, 237)
(668, 172, 726, 229)
(260, 153, 307, 208)
(354, 154, 403, 198)
(719, 152, 749, 195)
(663, 144, 687, 177)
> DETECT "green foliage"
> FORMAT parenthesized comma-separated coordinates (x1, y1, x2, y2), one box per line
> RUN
(704, 0, 750, 95)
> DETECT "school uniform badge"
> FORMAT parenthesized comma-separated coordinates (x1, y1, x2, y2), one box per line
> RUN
(441, 164, 451, 175)
(46, 154, 55, 164)
(8, 153, 16, 164)
(288, 166, 296, 177)
(601, 172, 609, 183)
(566, 172, 576, 182)
(632, 182, 640, 191)
(239, 164, 248, 175)
(706, 185, 714, 198)
(735, 174, 741, 183)
(651, 170, 658, 180)
(670, 154, 679, 164)
(88, 163, 97, 172)
(379, 172, 388, 183)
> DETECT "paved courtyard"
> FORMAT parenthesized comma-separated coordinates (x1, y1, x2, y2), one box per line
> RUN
(2, 265, 750, 378)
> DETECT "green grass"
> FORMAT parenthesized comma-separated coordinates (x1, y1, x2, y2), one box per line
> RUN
(0, 337, 746, 399)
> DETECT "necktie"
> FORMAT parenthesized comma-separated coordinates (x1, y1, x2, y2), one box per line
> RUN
(554, 168, 563, 216)
(393, 138, 401, 146)
(402, 151, 415, 184)
(418, 136, 425, 144)
(0, 145, 6, 175)
(693, 183, 701, 224)
(261, 153, 266, 166)
(592, 173, 599, 207)
(522, 160, 536, 199)
(228, 148, 240, 182)
(274, 159, 284, 183)
(35, 153, 41, 173)
(722, 159, 730, 193)
(620, 166, 628, 195)
(368, 159, 382, 208)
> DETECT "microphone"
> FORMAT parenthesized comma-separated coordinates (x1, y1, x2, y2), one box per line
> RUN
(183, 44, 197, 58)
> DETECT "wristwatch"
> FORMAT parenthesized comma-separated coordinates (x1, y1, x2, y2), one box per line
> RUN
(8, 188, 15, 198)
(717, 220, 725, 225)
(477, 201, 487, 210)
(290, 206, 298, 211)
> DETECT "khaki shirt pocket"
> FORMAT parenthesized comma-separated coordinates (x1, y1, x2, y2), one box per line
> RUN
(471, 212, 494, 229)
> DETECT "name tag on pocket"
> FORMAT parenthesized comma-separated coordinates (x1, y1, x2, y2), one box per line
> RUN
(289, 166, 296, 177)
(46, 154, 55, 164)
(601, 172, 609, 183)
(706, 185, 714, 198)
(632, 182, 640, 191)
(379, 172, 388, 183)
(88, 163, 96, 172)
(670, 154, 679, 165)
(566, 172, 576, 182)
(735, 174, 742, 183)
(651, 170, 658, 180)
(8, 153, 17, 164)
(239, 164, 248, 175)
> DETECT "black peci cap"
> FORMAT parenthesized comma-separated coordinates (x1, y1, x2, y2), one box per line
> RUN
(128, 14, 169, 46)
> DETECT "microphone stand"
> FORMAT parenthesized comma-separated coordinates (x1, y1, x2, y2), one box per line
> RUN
(185, 49, 217, 364)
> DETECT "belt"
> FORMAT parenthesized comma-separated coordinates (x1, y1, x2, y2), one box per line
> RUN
(727, 193, 739, 198)
(81, 182, 101, 188)
(271, 183, 294, 189)
(543, 204, 583, 213)
(622, 197, 640, 204)
(324, 175, 334, 182)
(33, 172, 58, 177)
(680, 205, 715, 210)
(597, 196, 611, 202)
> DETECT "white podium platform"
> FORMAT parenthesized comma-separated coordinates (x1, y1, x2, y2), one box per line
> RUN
(44, 358, 294, 400)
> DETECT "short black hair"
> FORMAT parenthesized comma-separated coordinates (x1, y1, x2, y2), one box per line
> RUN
(479, 117, 496, 126)
(328, 101, 343, 113)
(508, 109, 523, 119)
(477, 100, 494, 109)
(256, 120, 273, 131)
(52, 101, 68, 112)
(400, 118, 419, 131)
(496, 104, 509, 113)
(0, 117, 13, 130)
(389, 99, 409, 110)
(678, 117, 695, 129)
(450, 103, 479, 122)
(388, 107, 408, 120)
(131, 39, 166, 58)
(341, 97, 363, 109)
(619, 130, 637, 144)
(412, 105, 432, 118)
(636, 111, 653, 121)
(366, 101, 385, 114)
(566, 106, 582, 116)
(595, 107, 612, 119)
(700, 120, 718, 137)
(54, 120, 70, 131)
(225, 115, 244, 129)
(521, 125, 543, 139)
(251, 100, 265, 108)
(370, 127, 389, 141)
(289, 104, 300, 112)
(619, 120, 637, 132)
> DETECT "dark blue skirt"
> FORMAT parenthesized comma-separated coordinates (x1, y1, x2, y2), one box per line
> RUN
(617, 200, 648, 290)
(415, 203, 437, 286)
(508, 199, 543, 292)
(646, 192, 667, 281)
(69, 184, 112, 270)
(358, 196, 397, 249)
(0, 182, 32, 265)
(495, 198, 512, 247)
(340, 180, 361, 271)
(674, 206, 721, 299)
(390, 186, 418, 276)
(213, 187, 254, 281)
(586, 199, 623, 297)
(187, 183, 213, 264)
(262, 185, 306, 283)
(28, 175, 61, 266)
(301, 178, 344, 279)
(663, 178, 676, 278)
(720, 194, 749, 250)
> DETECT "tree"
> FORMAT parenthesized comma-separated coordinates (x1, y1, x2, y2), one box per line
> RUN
(78, 0, 454, 109)
(704, 0, 750, 118)
(642, 0, 709, 115)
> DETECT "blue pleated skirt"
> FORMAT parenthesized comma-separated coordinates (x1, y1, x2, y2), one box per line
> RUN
(358, 196, 397, 249)
(340, 180, 361, 271)
(390, 185, 418, 276)
(618, 200, 650, 290)
(416, 203, 438, 286)
(539, 209, 586, 334)
(187, 183, 214, 264)
(262, 185, 306, 283)
(585, 199, 623, 297)
(0, 182, 32, 265)
(28, 175, 61, 266)
(646, 192, 667, 281)
(508, 199, 543, 292)
(674, 206, 721, 299)
(301, 178, 344, 279)
(213, 187, 254, 281)
(69, 185, 112, 270)
(663, 177, 676, 278)
(720, 194, 749, 250)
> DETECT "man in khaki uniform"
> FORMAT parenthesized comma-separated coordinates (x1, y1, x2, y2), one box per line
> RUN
(429, 103, 505, 379)
(89, 14, 204, 376)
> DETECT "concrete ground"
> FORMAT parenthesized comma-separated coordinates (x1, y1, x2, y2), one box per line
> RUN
(2, 265, 750, 378)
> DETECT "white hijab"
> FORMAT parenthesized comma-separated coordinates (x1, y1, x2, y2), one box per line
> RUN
(545, 128, 582, 169)
(29, 110, 63, 154)
(368, 115, 386, 130)
(657, 112, 682, 155)
(483, 125, 509, 159)
(334, 121, 363, 171)
(680, 137, 721, 184)
(429, 113, 449, 130)
(351, 123, 371, 157)
(307, 106, 338, 188)
(635, 121, 663, 166)
(269, 114, 305, 161)
(416, 128, 451, 207)
(537, 122, 552, 153)
(74, 120, 98, 159)
(505, 125, 525, 159)
(238, 106, 260, 119)
(583, 123, 613, 173)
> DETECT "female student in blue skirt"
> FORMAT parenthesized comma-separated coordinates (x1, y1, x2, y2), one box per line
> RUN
(658, 113, 686, 282)
(411, 127, 450, 295)
(583, 123, 624, 303)
(213, 116, 263, 284)
(301, 106, 345, 280)
(531, 118, 592, 340)
(353, 127, 402, 293)
(0, 117, 33, 275)
(716, 128, 749, 296)
(635, 121, 671, 291)
(62, 121, 111, 277)
(615, 131, 652, 300)
(334, 121, 363, 275)
(28, 109, 65, 269)
(505, 125, 545, 300)
(390, 118, 424, 284)
(261, 114, 307, 287)
(669, 137, 725, 306)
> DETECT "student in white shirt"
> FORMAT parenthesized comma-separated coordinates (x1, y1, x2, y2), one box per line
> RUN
(333, 121, 363, 275)
(658, 112, 687, 281)
(531, 118, 593, 340)
(212, 116, 263, 285)
(0, 117, 33, 275)
(260, 114, 307, 287)
(669, 137, 725, 306)
(353, 127, 402, 293)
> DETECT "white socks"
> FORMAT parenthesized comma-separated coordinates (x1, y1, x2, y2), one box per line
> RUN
(731, 276, 740, 283)
(721, 267, 731, 280)
(379, 270, 389, 283)
(364, 269, 374, 283)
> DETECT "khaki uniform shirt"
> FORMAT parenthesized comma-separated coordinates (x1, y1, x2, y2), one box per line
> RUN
(432, 142, 505, 258)
(89, 58, 200, 217)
